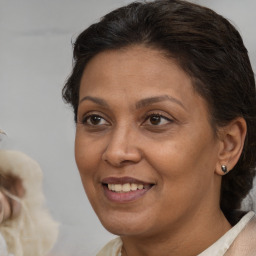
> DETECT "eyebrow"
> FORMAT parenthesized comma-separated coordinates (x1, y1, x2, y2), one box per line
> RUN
(136, 95, 186, 110)
(79, 95, 186, 110)
(79, 96, 109, 107)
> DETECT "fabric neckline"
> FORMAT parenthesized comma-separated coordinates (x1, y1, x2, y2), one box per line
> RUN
(198, 211, 255, 256)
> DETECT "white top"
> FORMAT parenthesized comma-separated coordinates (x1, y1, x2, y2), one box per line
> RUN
(97, 211, 255, 256)
(198, 211, 255, 256)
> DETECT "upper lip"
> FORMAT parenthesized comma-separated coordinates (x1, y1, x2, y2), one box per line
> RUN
(101, 176, 154, 185)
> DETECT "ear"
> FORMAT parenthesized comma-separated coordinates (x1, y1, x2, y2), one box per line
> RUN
(215, 117, 247, 176)
(0, 175, 25, 221)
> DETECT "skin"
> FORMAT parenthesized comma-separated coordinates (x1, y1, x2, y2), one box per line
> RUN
(75, 46, 238, 256)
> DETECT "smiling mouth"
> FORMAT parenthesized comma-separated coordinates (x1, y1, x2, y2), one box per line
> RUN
(101, 177, 154, 202)
(104, 183, 152, 193)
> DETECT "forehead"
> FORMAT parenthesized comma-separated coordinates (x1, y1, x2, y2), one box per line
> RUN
(80, 45, 194, 97)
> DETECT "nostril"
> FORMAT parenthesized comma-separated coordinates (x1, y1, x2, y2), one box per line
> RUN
(120, 159, 134, 165)
(102, 147, 142, 167)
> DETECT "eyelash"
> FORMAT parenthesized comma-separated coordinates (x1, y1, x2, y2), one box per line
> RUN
(81, 112, 173, 127)
(143, 112, 173, 126)
(81, 114, 110, 126)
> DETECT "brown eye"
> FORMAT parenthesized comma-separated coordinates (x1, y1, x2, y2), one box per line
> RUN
(83, 115, 108, 126)
(150, 115, 161, 125)
(144, 114, 173, 126)
(90, 115, 102, 125)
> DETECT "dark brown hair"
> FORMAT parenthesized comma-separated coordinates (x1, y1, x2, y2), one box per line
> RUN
(63, 0, 256, 221)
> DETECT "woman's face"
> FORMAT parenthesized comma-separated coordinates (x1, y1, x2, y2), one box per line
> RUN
(75, 46, 223, 238)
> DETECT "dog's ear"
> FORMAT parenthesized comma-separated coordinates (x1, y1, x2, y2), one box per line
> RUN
(0, 174, 25, 222)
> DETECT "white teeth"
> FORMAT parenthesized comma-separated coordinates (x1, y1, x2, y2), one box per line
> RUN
(131, 183, 138, 191)
(138, 184, 143, 189)
(122, 183, 131, 192)
(107, 183, 146, 193)
(114, 184, 122, 192)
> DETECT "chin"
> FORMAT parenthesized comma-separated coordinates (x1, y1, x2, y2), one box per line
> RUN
(96, 209, 154, 237)
(103, 220, 146, 237)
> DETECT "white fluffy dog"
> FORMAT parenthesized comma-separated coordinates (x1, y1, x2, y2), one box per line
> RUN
(0, 150, 58, 256)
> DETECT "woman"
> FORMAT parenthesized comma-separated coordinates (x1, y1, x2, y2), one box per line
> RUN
(63, 0, 256, 255)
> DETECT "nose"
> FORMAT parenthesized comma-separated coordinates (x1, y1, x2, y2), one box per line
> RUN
(102, 126, 142, 167)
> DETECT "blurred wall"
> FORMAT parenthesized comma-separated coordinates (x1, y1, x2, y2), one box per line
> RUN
(0, 1, 255, 255)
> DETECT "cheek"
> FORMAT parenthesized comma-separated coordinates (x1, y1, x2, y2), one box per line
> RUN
(146, 139, 218, 214)
(145, 129, 219, 186)
(75, 134, 99, 203)
(75, 133, 99, 179)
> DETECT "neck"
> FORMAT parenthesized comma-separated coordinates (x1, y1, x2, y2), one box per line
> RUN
(121, 209, 231, 256)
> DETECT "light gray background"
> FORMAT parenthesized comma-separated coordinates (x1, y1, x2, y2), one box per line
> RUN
(0, 1, 255, 255)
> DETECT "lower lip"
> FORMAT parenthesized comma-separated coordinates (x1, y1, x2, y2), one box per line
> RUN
(103, 185, 152, 203)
